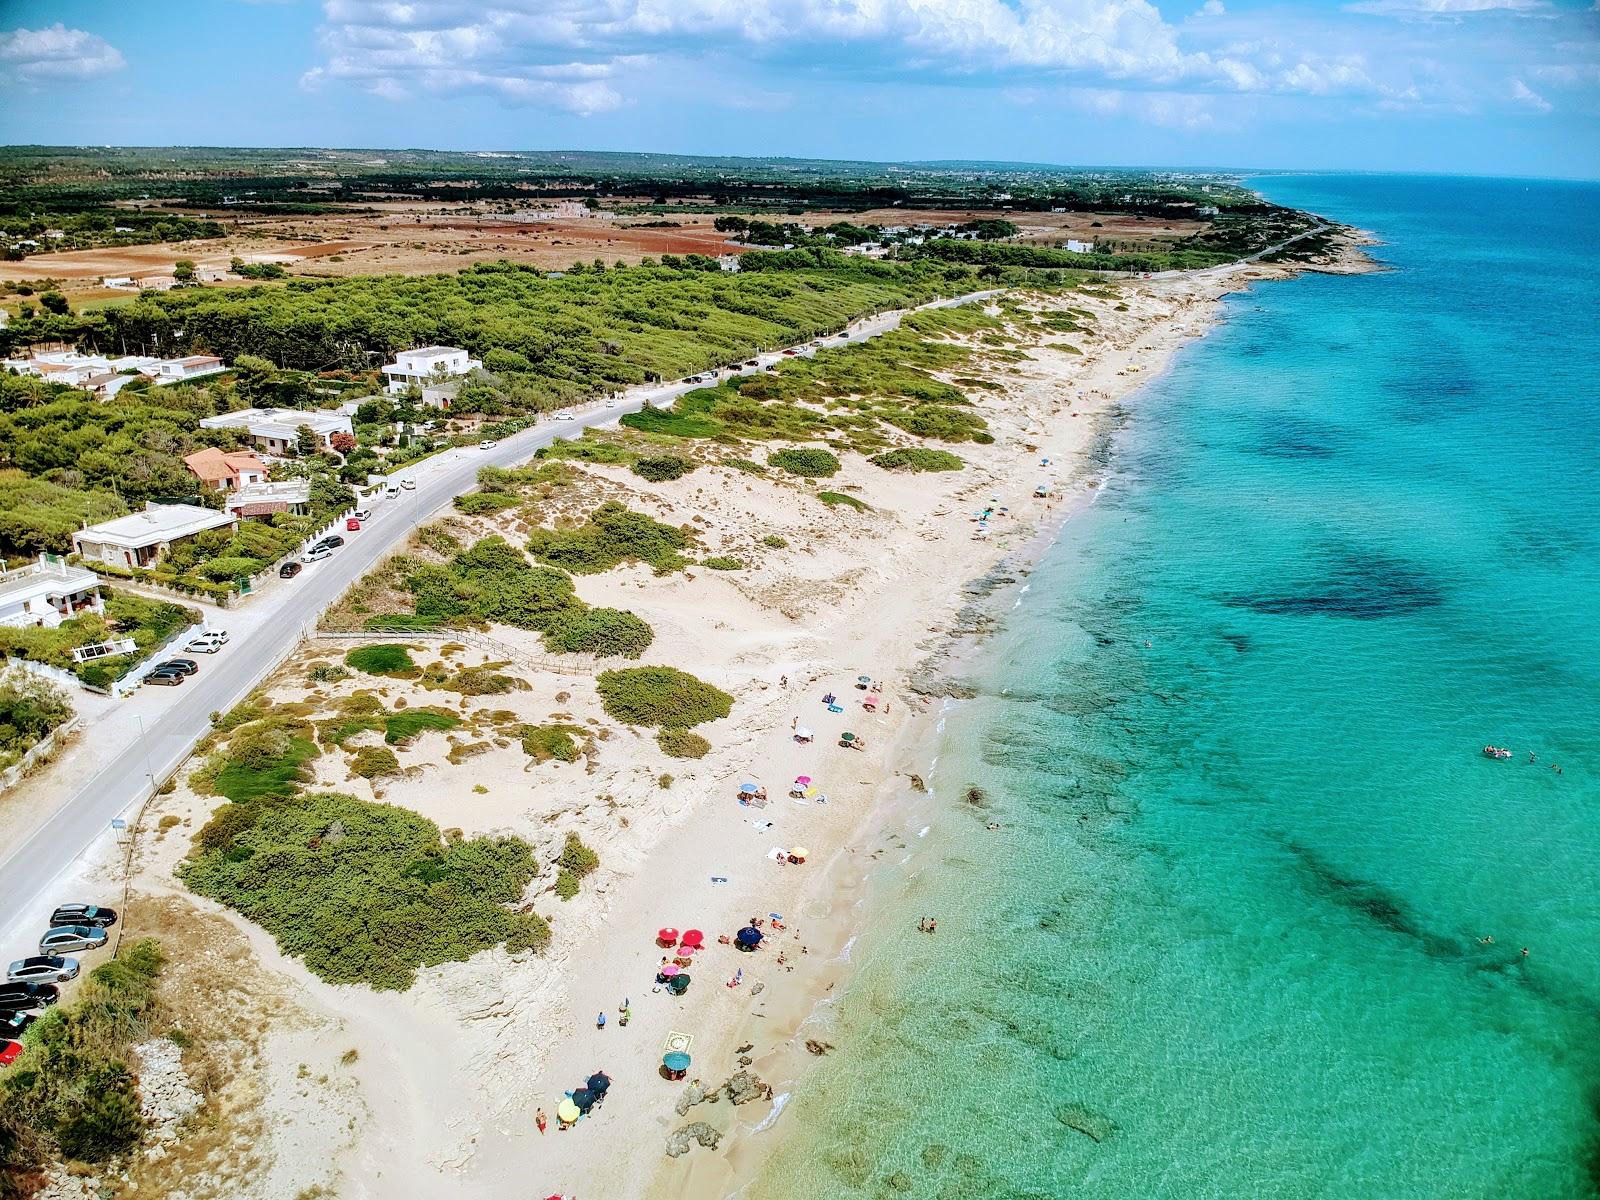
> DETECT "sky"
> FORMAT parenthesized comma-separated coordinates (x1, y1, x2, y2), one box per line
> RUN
(1, 0, 1596, 178)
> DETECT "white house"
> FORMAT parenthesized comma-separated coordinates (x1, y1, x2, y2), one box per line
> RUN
(102, 276, 137, 289)
(72, 503, 237, 570)
(149, 355, 226, 384)
(0, 557, 103, 629)
(5, 351, 112, 388)
(1064, 240, 1096, 254)
(382, 346, 482, 395)
(224, 479, 311, 519)
(199, 407, 354, 455)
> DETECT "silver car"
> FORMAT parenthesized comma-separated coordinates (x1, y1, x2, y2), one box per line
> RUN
(8, 955, 79, 984)
(38, 926, 107, 955)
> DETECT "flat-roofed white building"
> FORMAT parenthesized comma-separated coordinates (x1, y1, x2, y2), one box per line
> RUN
(149, 354, 226, 383)
(0, 556, 103, 629)
(224, 479, 311, 519)
(1065, 240, 1096, 254)
(382, 346, 482, 395)
(199, 407, 354, 456)
(72, 503, 237, 569)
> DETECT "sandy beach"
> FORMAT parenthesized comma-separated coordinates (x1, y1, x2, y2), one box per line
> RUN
(71, 241, 1375, 1200)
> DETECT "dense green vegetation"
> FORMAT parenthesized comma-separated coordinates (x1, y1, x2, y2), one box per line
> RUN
(553, 832, 600, 901)
(212, 729, 318, 803)
(631, 454, 694, 482)
(769, 447, 841, 477)
(2, 206, 223, 259)
(399, 534, 656, 658)
(344, 644, 420, 678)
(0, 669, 73, 774)
(0, 590, 199, 688)
(180, 791, 549, 989)
(0, 938, 166, 1187)
(869, 447, 964, 472)
(657, 728, 712, 759)
(596, 666, 733, 729)
(525, 501, 692, 575)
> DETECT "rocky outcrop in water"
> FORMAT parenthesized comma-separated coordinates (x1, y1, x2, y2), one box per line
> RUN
(1055, 1102, 1117, 1143)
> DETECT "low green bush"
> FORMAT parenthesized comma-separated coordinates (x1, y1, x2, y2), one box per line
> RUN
(526, 502, 692, 575)
(384, 709, 460, 745)
(213, 733, 318, 803)
(631, 454, 694, 482)
(657, 729, 711, 759)
(702, 556, 743, 571)
(349, 745, 400, 778)
(819, 491, 871, 512)
(179, 792, 548, 990)
(345, 644, 419, 678)
(869, 447, 964, 472)
(558, 831, 600, 876)
(760, 534, 788, 548)
(521, 724, 581, 764)
(453, 491, 520, 515)
(769, 447, 841, 477)
(596, 666, 733, 729)
(540, 606, 654, 658)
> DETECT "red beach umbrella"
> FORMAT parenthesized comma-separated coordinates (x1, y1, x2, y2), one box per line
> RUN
(657, 927, 680, 944)
(680, 929, 705, 948)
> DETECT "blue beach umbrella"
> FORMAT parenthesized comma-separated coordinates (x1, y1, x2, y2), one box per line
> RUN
(663, 1052, 691, 1072)
(736, 926, 763, 947)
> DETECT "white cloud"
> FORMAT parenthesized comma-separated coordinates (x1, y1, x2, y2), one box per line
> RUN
(309, 0, 1412, 117)
(1198, 1, 1227, 16)
(1509, 77, 1552, 109)
(0, 24, 125, 84)
(1343, 0, 1550, 19)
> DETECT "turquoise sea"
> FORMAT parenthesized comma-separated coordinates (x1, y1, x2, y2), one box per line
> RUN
(748, 175, 1600, 1199)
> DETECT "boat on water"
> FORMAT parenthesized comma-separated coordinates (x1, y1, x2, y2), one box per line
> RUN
(1482, 745, 1513, 760)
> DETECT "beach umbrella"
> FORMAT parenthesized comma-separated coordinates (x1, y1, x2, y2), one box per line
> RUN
(657, 927, 679, 944)
(667, 973, 691, 995)
(857, 675, 871, 684)
(587, 1072, 611, 1094)
(663, 1052, 691, 1072)
(736, 926, 763, 947)
(794, 775, 812, 786)
(738, 782, 759, 794)
(572, 1088, 596, 1111)
(790, 846, 810, 861)
(794, 726, 813, 740)
(556, 1099, 580, 1123)
(841, 732, 856, 742)
(680, 929, 705, 947)
(662, 963, 680, 978)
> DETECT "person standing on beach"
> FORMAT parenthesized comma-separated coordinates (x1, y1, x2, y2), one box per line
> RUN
(536, 1108, 548, 1134)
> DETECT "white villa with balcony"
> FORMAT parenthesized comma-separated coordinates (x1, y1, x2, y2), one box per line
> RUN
(382, 346, 482, 395)
(198, 407, 354, 456)
(0, 557, 104, 629)
(72, 503, 237, 569)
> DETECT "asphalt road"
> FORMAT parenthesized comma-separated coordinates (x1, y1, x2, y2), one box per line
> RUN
(0, 289, 1000, 942)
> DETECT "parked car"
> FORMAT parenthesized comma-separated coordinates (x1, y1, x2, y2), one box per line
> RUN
(352, 508, 372, 521)
(0, 1010, 36, 1036)
(0, 983, 58, 1010)
(745, 359, 759, 366)
(782, 348, 798, 356)
(8, 956, 78, 985)
(49, 903, 117, 929)
(0, 1041, 21, 1068)
(478, 439, 497, 450)
(555, 411, 575, 421)
(314, 535, 345, 551)
(385, 484, 401, 498)
(38, 926, 108, 956)
(345, 517, 361, 532)
(155, 658, 198, 676)
(144, 670, 184, 686)
(279, 560, 302, 580)
(187, 630, 228, 652)
(400, 479, 416, 491)
(302, 547, 331, 563)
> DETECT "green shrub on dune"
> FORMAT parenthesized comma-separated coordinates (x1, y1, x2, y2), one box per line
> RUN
(596, 666, 733, 729)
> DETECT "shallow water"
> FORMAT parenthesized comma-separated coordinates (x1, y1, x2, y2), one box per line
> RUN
(746, 175, 1600, 1200)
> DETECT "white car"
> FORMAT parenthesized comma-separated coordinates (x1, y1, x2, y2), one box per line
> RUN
(400, 478, 416, 491)
(186, 630, 228, 653)
(478, 439, 497, 450)
(351, 508, 372, 522)
(604, 398, 617, 408)
(555, 411, 575, 421)
(302, 547, 332, 563)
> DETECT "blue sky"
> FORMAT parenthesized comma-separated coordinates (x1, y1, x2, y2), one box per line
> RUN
(2, 0, 1596, 178)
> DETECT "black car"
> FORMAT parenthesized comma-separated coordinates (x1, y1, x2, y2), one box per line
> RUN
(0, 983, 58, 1010)
(314, 535, 345, 551)
(49, 903, 117, 929)
(0, 1010, 36, 1036)
(155, 658, 198, 676)
(279, 560, 302, 579)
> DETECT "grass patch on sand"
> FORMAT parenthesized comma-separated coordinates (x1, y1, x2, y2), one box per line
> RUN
(344, 644, 419, 678)
(869, 447, 964, 472)
(657, 728, 711, 759)
(818, 491, 871, 512)
(180, 792, 549, 990)
(769, 447, 841, 478)
(520, 724, 584, 764)
(596, 666, 733, 729)
(526, 502, 693, 576)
